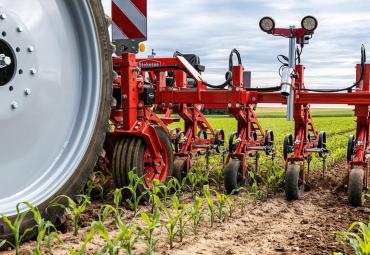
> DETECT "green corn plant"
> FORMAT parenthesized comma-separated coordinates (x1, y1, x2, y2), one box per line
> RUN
(187, 172, 199, 197)
(162, 177, 176, 202)
(212, 166, 224, 191)
(215, 191, 227, 223)
(190, 196, 204, 235)
(92, 220, 123, 255)
(44, 231, 62, 255)
(172, 194, 188, 242)
(167, 176, 188, 203)
(236, 195, 248, 214)
(124, 171, 148, 217)
(149, 179, 166, 213)
(137, 209, 162, 255)
(84, 171, 105, 200)
(1, 203, 33, 255)
(248, 171, 266, 201)
(203, 185, 215, 227)
(65, 226, 95, 255)
(116, 222, 138, 255)
(92, 206, 138, 255)
(198, 170, 209, 190)
(159, 194, 180, 249)
(336, 221, 370, 255)
(49, 194, 90, 236)
(23, 202, 57, 255)
(106, 188, 124, 222)
(225, 195, 235, 218)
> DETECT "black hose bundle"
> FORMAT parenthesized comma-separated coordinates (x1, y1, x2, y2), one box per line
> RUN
(298, 45, 366, 93)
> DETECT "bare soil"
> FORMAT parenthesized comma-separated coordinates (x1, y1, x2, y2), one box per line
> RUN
(2, 162, 369, 255)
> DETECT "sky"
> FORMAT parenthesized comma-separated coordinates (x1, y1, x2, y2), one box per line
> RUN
(103, 0, 370, 91)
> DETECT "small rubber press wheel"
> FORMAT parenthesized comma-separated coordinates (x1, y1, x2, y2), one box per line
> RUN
(348, 168, 364, 207)
(173, 158, 188, 182)
(224, 160, 245, 194)
(285, 164, 304, 200)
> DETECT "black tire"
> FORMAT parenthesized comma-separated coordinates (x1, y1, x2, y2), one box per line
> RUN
(347, 135, 355, 162)
(285, 164, 304, 200)
(224, 160, 245, 194)
(0, 0, 112, 242)
(213, 129, 225, 153)
(112, 127, 174, 193)
(283, 134, 293, 161)
(173, 158, 188, 182)
(318, 131, 327, 158)
(228, 132, 238, 153)
(348, 168, 364, 207)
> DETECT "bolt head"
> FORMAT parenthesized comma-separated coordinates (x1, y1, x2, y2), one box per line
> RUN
(24, 88, 31, 96)
(11, 101, 18, 110)
(16, 26, 24, 32)
(30, 68, 37, 75)
(27, 46, 34, 52)
(0, 14, 7, 20)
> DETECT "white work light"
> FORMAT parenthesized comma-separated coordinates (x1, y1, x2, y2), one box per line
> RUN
(259, 17, 275, 33)
(301, 16, 318, 32)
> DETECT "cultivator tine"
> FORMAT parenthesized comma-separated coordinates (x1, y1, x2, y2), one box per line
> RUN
(205, 150, 211, 171)
(322, 157, 327, 177)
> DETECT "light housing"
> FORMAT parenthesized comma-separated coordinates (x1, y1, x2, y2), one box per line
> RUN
(301, 16, 318, 32)
(259, 17, 275, 33)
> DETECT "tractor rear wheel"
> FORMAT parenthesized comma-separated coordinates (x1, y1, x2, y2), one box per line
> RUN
(224, 160, 245, 194)
(112, 127, 174, 192)
(0, 0, 112, 241)
(285, 164, 304, 200)
(348, 168, 364, 207)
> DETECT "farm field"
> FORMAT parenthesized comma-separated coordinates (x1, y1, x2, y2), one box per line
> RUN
(1, 109, 368, 255)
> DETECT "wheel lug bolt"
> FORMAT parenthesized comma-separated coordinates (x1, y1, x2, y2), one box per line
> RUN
(30, 68, 37, 75)
(27, 46, 34, 52)
(0, 14, 6, 20)
(24, 88, 31, 96)
(11, 101, 18, 110)
(16, 26, 24, 32)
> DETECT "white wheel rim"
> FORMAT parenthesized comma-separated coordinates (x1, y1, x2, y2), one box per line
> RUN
(0, 0, 102, 216)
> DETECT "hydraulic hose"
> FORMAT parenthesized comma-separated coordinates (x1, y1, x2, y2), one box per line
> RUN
(298, 45, 366, 93)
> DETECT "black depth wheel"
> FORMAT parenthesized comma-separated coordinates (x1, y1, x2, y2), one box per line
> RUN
(173, 158, 188, 182)
(224, 160, 245, 194)
(228, 132, 239, 153)
(264, 130, 275, 156)
(318, 131, 327, 158)
(112, 127, 174, 193)
(283, 134, 293, 161)
(285, 164, 304, 200)
(347, 135, 355, 162)
(213, 129, 225, 153)
(348, 168, 364, 207)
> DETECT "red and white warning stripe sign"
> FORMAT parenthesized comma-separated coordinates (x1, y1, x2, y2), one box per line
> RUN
(112, 0, 147, 41)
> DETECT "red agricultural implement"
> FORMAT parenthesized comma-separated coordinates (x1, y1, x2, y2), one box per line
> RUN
(108, 15, 369, 208)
